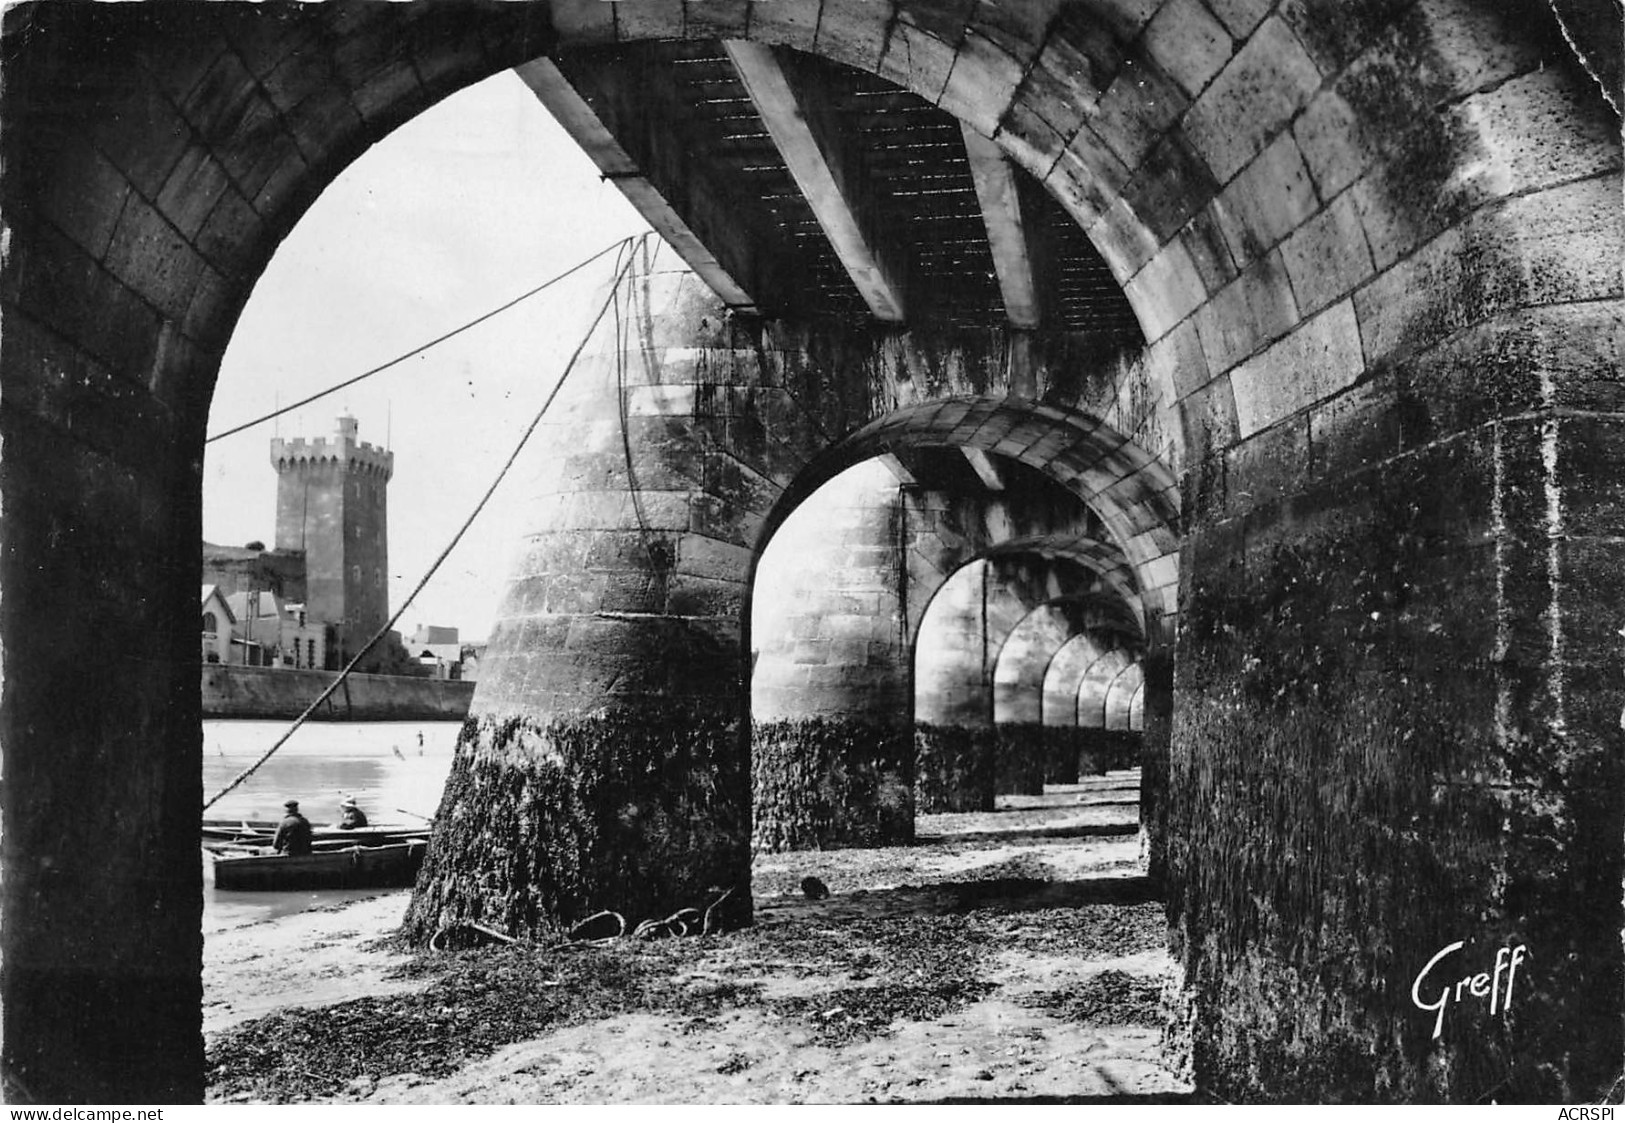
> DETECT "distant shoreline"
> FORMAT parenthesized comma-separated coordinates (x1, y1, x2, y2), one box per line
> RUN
(203, 664, 474, 722)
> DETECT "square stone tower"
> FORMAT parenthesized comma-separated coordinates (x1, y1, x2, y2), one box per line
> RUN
(270, 415, 393, 666)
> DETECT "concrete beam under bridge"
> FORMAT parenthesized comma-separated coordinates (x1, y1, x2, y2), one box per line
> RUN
(515, 57, 760, 311)
(959, 123, 1041, 330)
(524, 46, 805, 316)
(723, 40, 910, 323)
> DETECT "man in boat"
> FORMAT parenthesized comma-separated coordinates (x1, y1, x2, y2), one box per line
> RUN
(272, 799, 313, 857)
(336, 796, 369, 830)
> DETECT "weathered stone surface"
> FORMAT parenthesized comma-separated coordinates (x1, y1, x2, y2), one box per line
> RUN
(1044, 728, 1083, 783)
(1183, 16, 1323, 184)
(1175, 427, 1624, 1101)
(1090, 52, 1192, 174)
(1176, 202, 1241, 294)
(1292, 86, 1375, 200)
(937, 27, 1025, 137)
(1228, 298, 1364, 438)
(1205, 0, 1272, 38)
(914, 723, 997, 813)
(1193, 249, 1300, 378)
(752, 717, 914, 851)
(1355, 174, 1621, 372)
(1389, 302, 1621, 444)
(1447, 65, 1621, 198)
(993, 723, 1049, 795)
(1137, 651, 1173, 879)
(1306, 372, 1404, 482)
(404, 707, 752, 942)
(1123, 134, 1221, 245)
(877, 17, 957, 103)
(1178, 373, 1240, 466)
(1219, 417, 1312, 520)
(1279, 192, 1376, 317)
(0, 406, 205, 1103)
(1278, 0, 1412, 76)
(1014, 15, 1122, 141)
(1125, 237, 1208, 342)
(101, 193, 209, 322)
(1143, 0, 1235, 98)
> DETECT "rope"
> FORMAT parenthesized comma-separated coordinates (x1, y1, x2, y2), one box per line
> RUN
(203, 235, 651, 811)
(613, 237, 660, 562)
(204, 233, 646, 444)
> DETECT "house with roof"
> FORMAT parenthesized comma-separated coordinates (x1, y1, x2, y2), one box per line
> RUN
(408, 624, 464, 679)
(200, 586, 234, 664)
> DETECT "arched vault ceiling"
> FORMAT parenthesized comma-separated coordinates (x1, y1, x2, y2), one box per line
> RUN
(533, 36, 1147, 335)
(845, 398, 1181, 547)
(978, 536, 1139, 612)
(760, 396, 1181, 646)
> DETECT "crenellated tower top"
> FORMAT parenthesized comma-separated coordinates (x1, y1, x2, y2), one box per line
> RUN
(270, 414, 393, 479)
(269, 415, 392, 664)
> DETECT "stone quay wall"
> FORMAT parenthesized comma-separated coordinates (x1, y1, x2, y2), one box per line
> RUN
(202, 665, 473, 721)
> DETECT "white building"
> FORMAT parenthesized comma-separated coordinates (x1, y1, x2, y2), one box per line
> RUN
(200, 586, 234, 664)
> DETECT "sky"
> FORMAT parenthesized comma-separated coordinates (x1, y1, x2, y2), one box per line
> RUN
(204, 71, 657, 642)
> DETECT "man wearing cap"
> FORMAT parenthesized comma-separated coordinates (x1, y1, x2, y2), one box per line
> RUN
(336, 796, 368, 830)
(272, 799, 313, 856)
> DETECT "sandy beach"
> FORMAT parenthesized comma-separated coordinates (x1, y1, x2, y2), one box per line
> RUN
(204, 772, 1197, 1104)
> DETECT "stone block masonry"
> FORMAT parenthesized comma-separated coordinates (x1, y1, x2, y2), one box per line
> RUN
(201, 665, 472, 722)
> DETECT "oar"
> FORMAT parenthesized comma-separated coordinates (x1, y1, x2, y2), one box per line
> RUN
(396, 808, 434, 823)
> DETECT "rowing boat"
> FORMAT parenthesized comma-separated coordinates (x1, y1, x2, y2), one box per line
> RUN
(202, 818, 429, 848)
(210, 838, 428, 891)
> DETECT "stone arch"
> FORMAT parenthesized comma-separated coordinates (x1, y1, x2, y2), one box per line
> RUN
(1078, 650, 1136, 729)
(916, 552, 1131, 728)
(769, 397, 1181, 648)
(992, 602, 1074, 726)
(914, 558, 996, 729)
(540, 0, 1623, 498)
(743, 390, 1174, 843)
(899, 479, 1142, 640)
(1103, 661, 1144, 732)
(1043, 633, 1108, 727)
(913, 552, 1125, 809)
(7, 0, 1613, 553)
(914, 553, 1109, 728)
(1072, 650, 1143, 777)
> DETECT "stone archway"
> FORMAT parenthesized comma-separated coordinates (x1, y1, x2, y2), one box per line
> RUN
(914, 553, 1135, 807)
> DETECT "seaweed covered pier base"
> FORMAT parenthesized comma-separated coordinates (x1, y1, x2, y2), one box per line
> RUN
(403, 707, 752, 945)
(913, 723, 995, 813)
(751, 717, 914, 852)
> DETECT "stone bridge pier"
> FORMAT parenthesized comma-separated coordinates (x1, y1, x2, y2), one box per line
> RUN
(750, 459, 917, 851)
(404, 262, 762, 939)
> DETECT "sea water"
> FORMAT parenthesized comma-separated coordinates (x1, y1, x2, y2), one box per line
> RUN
(202, 719, 460, 932)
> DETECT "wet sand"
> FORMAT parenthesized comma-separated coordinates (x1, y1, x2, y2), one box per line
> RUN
(205, 771, 1195, 1104)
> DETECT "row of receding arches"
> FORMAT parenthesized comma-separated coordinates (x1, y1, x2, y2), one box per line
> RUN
(748, 450, 1147, 845)
(918, 555, 1146, 734)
